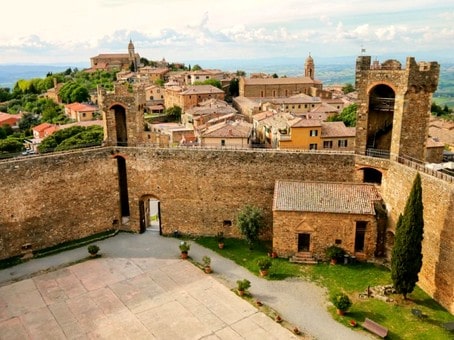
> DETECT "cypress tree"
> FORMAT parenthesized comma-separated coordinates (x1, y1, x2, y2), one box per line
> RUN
(391, 173, 424, 299)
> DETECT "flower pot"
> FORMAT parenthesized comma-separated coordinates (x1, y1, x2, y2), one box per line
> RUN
(259, 269, 269, 277)
(181, 251, 188, 259)
(218, 243, 224, 249)
(330, 258, 337, 265)
(204, 266, 212, 274)
(238, 289, 245, 296)
(336, 309, 345, 316)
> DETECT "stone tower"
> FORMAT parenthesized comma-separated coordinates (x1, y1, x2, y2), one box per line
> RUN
(354, 56, 439, 162)
(304, 53, 315, 80)
(98, 82, 146, 146)
(128, 39, 137, 72)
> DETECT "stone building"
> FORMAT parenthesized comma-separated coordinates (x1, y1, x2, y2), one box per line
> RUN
(164, 85, 225, 112)
(90, 40, 140, 71)
(239, 54, 327, 99)
(272, 181, 383, 260)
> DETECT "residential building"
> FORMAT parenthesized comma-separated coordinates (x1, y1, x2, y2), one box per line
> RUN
(64, 102, 98, 122)
(200, 120, 252, 148)
(182, 99, 237, 129)
(0, 112, 21, 129)
(185, 69, 224, 85)
(164, 85, 225, 112)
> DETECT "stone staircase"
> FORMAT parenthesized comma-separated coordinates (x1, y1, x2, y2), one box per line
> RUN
(289, 252, 318, 265)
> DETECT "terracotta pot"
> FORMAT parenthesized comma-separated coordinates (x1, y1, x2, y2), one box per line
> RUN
(204, 266, 212, 274)
(330, 258, 337, 265)
(181, 252, 188, 259)
(336, 309, 345, 316)
(218, 243, 224, 249)
(238, 290, 245, 296)
(259, 269, 269, 277)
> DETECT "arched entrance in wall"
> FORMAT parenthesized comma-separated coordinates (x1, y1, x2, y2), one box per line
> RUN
(139, 195, 161, 234)
(114, 155, 130, 224)
(366, 84, 395, 157)
(111, 104, 128, 146)
(362, 167, 383, 185)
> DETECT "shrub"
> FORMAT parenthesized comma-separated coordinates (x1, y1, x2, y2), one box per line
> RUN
(179, 241, 191, 253)
(236, 279, 251, 291)
(257, 256, 272, 270)
(325, 245, 345, 261)
(87, 244, 100, 255)
(330, 292, 352, 311)
(202, 255, 211, 266)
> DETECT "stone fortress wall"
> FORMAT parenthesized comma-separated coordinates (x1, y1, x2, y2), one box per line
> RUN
(0, 148, 453, 313)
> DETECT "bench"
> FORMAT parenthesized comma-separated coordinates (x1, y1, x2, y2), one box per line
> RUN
(362, 318, 388, 338)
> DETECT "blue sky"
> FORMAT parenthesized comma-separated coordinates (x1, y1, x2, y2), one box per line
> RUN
(1, 0, 453, 65)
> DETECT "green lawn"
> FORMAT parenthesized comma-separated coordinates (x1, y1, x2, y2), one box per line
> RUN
(194, 236, 454, 340)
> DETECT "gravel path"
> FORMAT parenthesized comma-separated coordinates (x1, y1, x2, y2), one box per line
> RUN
(0, 231, 371, 339)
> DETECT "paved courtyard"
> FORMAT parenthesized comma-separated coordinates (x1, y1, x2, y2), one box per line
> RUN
(0, 257, 298, 339)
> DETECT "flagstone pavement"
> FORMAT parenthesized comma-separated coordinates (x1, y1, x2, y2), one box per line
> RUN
(0, 232, 371, 340)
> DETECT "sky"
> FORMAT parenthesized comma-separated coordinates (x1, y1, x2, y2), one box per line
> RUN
(1, 0, 453, 66)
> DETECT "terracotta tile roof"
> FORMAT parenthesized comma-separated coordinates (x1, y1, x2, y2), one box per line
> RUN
(267, 93, 321, 105)
(181, 85, 224, 95)
(426, 137, 445, 148)
(202, 120, 252, 138)
(243, 77, 321, 85)
(273, 180, 382, 215)
(252, 110, 276, 121)
(321, 122, 356, 138)
(65, 102, 97, 112)
(33, 122, 55, 132)
(289, 118, 322, 128)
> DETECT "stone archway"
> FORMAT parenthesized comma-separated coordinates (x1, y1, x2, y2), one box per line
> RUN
(366, 84, 395, 156)
(112, 104, 127, 146)
(363, 167, 383, 185)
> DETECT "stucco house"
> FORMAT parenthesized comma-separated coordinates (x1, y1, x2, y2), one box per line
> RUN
(272, 180, 384, 261)
(200, 120, 252, 148)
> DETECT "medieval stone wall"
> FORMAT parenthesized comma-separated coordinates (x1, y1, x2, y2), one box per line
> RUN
(382, 161, 454, 313)
(0, 149, 119, 260)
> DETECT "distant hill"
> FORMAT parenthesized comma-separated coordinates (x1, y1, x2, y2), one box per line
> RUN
(0, 64, 86, 89)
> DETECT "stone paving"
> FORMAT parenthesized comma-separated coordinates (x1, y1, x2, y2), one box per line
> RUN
(0, 256, 298, 339)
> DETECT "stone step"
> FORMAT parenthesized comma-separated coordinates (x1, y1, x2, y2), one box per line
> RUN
(290, 252, 318, 265)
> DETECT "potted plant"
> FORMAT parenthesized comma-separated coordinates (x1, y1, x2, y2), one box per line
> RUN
(330, 292, 352, 315)
(236, 279, 251, 296)
(179, 241, 191, 259)
(202, 255, 212, 273)
(87, 244, 100, 257)
(257, 256, 272, 276)
(325, 245, 345, 265)
(216, 231, 225, 249)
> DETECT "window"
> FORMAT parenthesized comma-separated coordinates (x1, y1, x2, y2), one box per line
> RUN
(310, 129, 318, 137)
(223, 220, 232, 227)
(82, 113, 86, 117)
(305, 104, 308, 108)
(221, 140, 225, 146)
(323, 141, 333, 149)
(260, 91, 264, 97)
(309, 143, 317, 150)
(196, 76, 199, 79)
(338, 140, 348, 147)
(355, 221, 367, 252)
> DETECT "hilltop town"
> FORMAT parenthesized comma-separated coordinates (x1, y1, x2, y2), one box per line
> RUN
(0, 41, 453, 338)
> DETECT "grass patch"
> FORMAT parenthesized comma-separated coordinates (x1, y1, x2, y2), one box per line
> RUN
(195, 236, 454, 339)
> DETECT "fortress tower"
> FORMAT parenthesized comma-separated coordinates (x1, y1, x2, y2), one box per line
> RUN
(355, 56, 439, 162)
(98, 83, 146, 147)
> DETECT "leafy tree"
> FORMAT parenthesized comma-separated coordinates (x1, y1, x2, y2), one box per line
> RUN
(192, 64, 202, 71)
(236, 205, 264, 249)
(229, 78, 239, 97)
(194, 79, 222, 89)
(18, 112, 39, 132)
(327, 103, 357, 127)
(55, 126, 103, 151)
(0, 138, 23, 153)
(342, 83, 355, 94)
(165, 105, 182, 122)
(236, 70, 246, 76)
(0, 124, 14, 139)
(155, 79, 165, 87)
(0, 88, 11, 102)
(272, 73, 278, 78)
(391, 173, 424, 299)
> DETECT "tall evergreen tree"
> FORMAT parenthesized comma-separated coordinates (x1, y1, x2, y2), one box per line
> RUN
(391, 173, 424, 299)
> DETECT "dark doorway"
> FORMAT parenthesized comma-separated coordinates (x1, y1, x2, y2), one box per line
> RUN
(113, 105, 127, 146)
(139, 200, 146, 233)
(139, 195, 161, 234)
(363, 168, 383, 184)
(116, 156, 130, 222)
(298, 233, 311, 252)
(355, 221, 367, 252)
